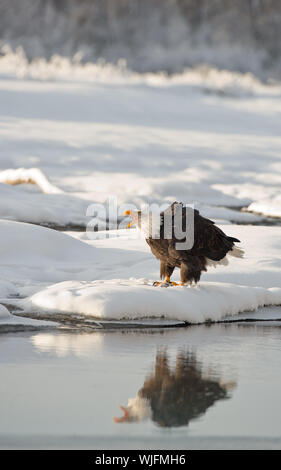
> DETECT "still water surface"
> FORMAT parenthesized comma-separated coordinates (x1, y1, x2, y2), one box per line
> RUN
(0, 322, 281, 449)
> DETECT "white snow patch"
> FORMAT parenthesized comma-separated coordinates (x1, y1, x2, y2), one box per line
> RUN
(0, 167, 63, 194)
(26, 279, 281, 324)
(0, 219, 96, 267)
(195, 203, 262, 224)
(247, 195, 281, 218)
(0, 182, 93, 227)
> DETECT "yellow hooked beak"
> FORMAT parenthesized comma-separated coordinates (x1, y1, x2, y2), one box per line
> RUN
(123, 210, 135, 229)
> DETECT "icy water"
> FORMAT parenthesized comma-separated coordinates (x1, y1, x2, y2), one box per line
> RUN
(1, 322, 281, 449)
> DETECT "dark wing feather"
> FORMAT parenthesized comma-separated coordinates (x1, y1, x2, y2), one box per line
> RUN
(146, 202, 240, 265)
(160, 203, 240, 262)
(191, 211, 239, 261)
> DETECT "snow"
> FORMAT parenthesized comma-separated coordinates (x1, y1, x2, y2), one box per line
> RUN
(0, 219, 279, 324)
(28, 279, 281, 324)
(0, 177, 262, 227)
(0, 219, 96, 284)
(0, 69, 280, 226)
(0, 167, 63, 194)
(1, 46, 281, 95)
(247, 196, 281, 219)
(0, 182, 92, 227)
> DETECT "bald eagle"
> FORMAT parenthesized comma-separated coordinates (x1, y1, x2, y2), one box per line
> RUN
(124, 202, 243, 286)
(114, 351, 235, 426)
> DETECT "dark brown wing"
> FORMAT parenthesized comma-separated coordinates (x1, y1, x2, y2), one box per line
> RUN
(192, 211, 240, 261)
(160, 202, 240, 263)
(146, 237, 169, 261)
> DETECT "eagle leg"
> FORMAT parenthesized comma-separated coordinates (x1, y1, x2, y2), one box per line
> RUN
(180, 262, 201, 285)
(153, 263, 179, 286)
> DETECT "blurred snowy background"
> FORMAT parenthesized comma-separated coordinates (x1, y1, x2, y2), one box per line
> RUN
(0, 0, 280, 80)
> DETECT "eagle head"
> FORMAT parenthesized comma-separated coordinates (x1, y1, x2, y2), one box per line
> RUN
(123, 209, 162, 238)
(123, 209, 141, 229)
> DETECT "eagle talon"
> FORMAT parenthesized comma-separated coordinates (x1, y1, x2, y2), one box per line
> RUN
(153, 281, 178, 287)
(153, 281, 164, 287)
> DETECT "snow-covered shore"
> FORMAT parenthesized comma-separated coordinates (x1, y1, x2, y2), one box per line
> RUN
(0, 220, 280, 325)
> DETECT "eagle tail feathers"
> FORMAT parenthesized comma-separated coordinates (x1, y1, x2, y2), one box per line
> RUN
(229, 246, 244, 258)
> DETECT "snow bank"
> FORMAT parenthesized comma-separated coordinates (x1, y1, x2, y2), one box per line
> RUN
(196, 203, 261, 224)
(0, 168, 63, 194)
(0, 219, 96, 267)
(0, 183, 91, 227)
(0, 179, 261, 227)
(1, 46, 280, 97)
(0, 166, 262, 227)
(247, 196, 281, 219)
(0, 168, 93, 227)
(27, 279, 281, 324)
(0, 220, 280, 324)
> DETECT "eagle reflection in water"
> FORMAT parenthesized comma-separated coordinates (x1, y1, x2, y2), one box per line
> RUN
(114, 350, 235, 427)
